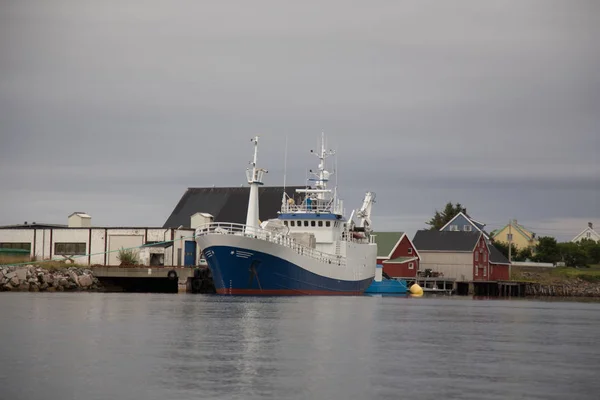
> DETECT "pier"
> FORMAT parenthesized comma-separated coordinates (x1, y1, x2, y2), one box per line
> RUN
(91, 266, 215, 294)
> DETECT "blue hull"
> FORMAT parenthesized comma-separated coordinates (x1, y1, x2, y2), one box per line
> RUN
(203, 245, 374, 295)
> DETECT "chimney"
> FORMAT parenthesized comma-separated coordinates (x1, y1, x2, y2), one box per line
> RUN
(589, 222, 593, 229)
(513, 219, 518, 225)
(24, 221, 27, 225)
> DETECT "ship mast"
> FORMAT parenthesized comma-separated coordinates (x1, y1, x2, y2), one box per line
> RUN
(310, 132, 335, 200)
(245, 136, 267, 233)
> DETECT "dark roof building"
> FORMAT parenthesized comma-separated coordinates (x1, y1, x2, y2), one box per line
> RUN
(488, 244, 510, 265)
(163, 186, 305, 228)
(412, 230, 482, 252)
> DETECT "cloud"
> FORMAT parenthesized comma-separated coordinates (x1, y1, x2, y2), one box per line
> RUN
(1, 0, 598, 243)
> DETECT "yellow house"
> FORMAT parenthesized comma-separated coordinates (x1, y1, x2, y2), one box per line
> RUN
(491, 219, 538, 250)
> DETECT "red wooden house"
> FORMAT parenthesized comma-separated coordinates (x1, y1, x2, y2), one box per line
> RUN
(374, 232, 420, 278)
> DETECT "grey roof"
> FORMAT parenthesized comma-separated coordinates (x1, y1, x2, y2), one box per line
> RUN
(488, 244, 510, 264)
(163, 186, 305, 228)
(412, 230, 481, 252)
(0, 223, 67, 229)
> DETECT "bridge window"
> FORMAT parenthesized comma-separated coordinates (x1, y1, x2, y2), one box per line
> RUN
(311, 221, 316, 227)
(304, 221, 309, 227)
(283, 221, 288, 226)
(290, 221, 295, 227)
(318, 221, 323, 227)
(297, 221, 301, 226)
(326, 221, 331, 227)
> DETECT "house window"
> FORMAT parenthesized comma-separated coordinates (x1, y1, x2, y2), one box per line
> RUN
(326, 221, 331, 227)
(475, 252, 479, 261)
(0, 242, 31, 251)
(484, 253, 487, 262)
(408, 248, 412, 254)
(408, 262, 414, 270)
(475, 267, 478, 276)
(587, 232, 591, 238)
(54, 242, 86, 256)
(464, 225, 472, 232)
(318, 221, 323, 227)
(483, 266, 487, 276)
(311, 221, 316, 227)
(449, 225, 458, 231)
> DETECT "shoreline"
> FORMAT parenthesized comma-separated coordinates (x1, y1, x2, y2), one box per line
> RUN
(2, 264, 600, 298)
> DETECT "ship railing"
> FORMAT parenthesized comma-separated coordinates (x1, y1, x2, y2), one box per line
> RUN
(195, 222, 346, 266)
(280, 204, 337, 214)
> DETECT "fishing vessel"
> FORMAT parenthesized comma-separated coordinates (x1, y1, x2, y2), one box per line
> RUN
(194, 134, 377, 295)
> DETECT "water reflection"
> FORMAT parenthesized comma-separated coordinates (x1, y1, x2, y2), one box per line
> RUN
(1, 294, 600, 400)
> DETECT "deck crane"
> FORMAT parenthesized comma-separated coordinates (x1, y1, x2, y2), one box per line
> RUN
(348, 192, 376, 236)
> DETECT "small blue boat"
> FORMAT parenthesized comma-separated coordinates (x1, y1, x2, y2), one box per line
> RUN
(364, 264, 408, 295)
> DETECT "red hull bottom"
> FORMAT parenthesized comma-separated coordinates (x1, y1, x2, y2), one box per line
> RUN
(216, 288, 364, 296)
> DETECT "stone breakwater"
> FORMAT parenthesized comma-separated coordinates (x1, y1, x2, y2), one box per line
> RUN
(0, 265, 101, 292)
(524, 279, 600, 298)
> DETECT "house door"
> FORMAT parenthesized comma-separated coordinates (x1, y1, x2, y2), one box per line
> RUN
(184, 241, 196, 266)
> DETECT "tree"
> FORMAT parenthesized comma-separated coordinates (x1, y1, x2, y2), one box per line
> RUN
(578, 239, 600, 265)
(558, 242, 588, 267)
(533, 236, 560, 264)
(492, 241, 531, 262)
(426, 202, 467, 230)
(518, 247, 533, 262)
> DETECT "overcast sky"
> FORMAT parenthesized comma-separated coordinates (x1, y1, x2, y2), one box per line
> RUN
(1, 0, 598, 241)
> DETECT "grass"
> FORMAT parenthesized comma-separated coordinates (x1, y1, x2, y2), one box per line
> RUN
(512, 265, 600, 284)
(0, 256, 87, 271)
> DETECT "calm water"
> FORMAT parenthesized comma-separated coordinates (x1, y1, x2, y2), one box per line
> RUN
(1, 293, 599, 400)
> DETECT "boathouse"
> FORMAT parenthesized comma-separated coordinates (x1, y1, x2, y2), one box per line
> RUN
(373, 232, 420, 278)
(412, 230, 491, 281)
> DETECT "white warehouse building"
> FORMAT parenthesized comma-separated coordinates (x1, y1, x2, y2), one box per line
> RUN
(0, 186, 302, 267)
(0, 212, 203, 267)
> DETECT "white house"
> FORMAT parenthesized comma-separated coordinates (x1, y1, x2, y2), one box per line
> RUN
(571, 222, 600, 243)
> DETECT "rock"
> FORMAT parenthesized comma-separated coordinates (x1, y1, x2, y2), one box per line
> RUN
(68, 271, 80, 286)
(46, 286, 56, 292)
(5, 271, 16, 281)
(78, 274, 93, 288)
(4, 283, 13, 291)
(30, 284, 39, 292)
(18, 282, 30, 291)
(10, 276, 20, 286)
(58, 278, 68, 287)
(40, 282, 49, 291)
(27, 278, 37, 284)
(15, 268, 28, 282)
